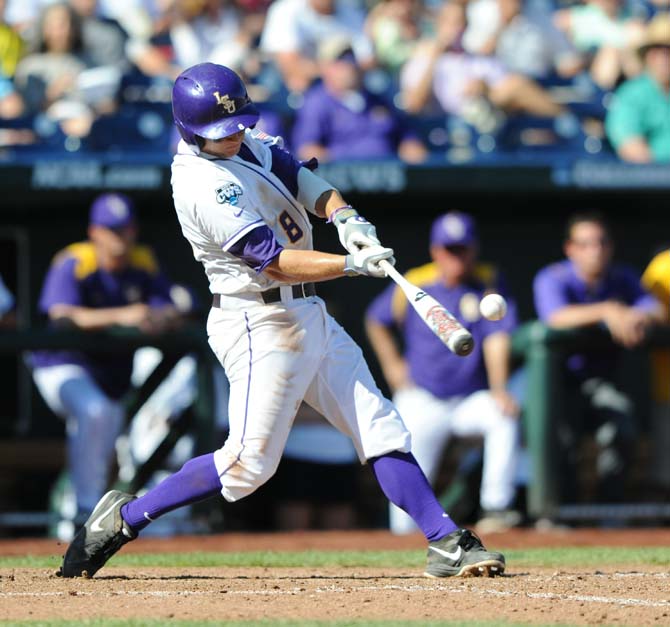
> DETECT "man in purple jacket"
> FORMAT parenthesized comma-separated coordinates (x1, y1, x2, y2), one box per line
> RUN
(291, 34, 427, 164)
(366, 211, 522, 534)
(533, 210, 661, 503)
(32, 193, 184, 536)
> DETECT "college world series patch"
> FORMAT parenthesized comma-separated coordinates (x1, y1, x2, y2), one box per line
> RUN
(216, 183, 244, 206)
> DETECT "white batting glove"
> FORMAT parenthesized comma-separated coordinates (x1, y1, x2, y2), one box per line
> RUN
(330, 206, 381, 254)
(344, 245, 395, 278)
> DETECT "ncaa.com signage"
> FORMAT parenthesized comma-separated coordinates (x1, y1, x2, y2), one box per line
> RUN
(317, 161, 407, 194)
(31, 161, 163, 190)
(553, 161, 670, 189)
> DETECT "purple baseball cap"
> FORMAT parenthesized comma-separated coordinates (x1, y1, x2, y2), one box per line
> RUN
(89, 193, 136, 229)
(430, 212, 478, 247)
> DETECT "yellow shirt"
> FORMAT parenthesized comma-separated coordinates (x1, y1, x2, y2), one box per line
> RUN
(641, 250, 670, 402)
(0, 24, 23, 77)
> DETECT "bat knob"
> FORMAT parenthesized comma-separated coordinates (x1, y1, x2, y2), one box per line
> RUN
(448, 329, 475, 357)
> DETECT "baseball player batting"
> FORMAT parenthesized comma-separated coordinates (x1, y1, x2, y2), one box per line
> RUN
(58, 63, 505, 580)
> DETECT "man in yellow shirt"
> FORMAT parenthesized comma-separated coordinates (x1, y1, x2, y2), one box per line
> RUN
(641, 248, 670, 494)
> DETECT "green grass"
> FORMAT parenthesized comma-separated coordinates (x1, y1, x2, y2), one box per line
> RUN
(0, 546, 668, 570)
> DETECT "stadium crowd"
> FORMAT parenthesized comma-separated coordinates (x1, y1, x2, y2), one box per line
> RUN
(0, 0, 668, 162)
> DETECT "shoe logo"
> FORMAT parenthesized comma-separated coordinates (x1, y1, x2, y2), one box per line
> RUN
(90, 500, 118, 533)
(430, 545, 463, 561)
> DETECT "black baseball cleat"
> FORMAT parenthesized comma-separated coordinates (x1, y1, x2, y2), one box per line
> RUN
(58, 490, 138, 578)
(424, 528, 505, 578)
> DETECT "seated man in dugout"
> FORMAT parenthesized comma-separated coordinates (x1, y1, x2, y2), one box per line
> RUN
(31, 193, 190, 540)
(533, 210, 662, 505)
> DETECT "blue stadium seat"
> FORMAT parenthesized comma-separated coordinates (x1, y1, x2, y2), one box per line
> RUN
(84, 105, 173, 152)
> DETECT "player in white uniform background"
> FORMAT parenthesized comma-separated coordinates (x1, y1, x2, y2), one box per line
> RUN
(59, 62, 506, 580)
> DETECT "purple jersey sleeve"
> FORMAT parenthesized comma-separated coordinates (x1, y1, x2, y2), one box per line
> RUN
(227, 224, 284, 273)
(533, 265, 570, 321)
(269, 144, 306, 198)
(38, 256, 82, 313)
(365, 283, 398, 326)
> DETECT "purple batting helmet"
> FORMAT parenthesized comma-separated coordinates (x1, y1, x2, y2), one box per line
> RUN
(172, 63, 260, 145)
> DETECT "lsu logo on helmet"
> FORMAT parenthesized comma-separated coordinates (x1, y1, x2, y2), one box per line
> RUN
(216, 183, 244, 207)
(213, 91, 236, 113)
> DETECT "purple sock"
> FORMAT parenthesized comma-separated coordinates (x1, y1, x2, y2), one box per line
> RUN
(369, 450, 459, 542)
(121, 453, 221, 532)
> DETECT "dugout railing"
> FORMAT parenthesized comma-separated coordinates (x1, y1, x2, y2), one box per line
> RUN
(0, 325, 216, 531)
(511, 321, 670, 523)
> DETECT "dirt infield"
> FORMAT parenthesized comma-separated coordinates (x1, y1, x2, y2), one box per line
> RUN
(1, 529, 669, 625)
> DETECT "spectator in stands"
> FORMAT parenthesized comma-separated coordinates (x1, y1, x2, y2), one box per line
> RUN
(463, 0, 583, 81)
(3, 0, 51, 34)
(0, 272, 16, 328)
(31, 193, 188, 538)
(168, 0, 252, 76)
(365, 0, 430, 75)
(1, 0, 33, 143)
(292, 35, 427, 163)
(0, 70, 24, 118)
(366, 211, 522, 534)
(641, 247, 670, 496)
(0, 0, 24, 78)
(68, 0, 129, 70)
(0, 64, 32, 145)
(13, 3, 100, 136)
(605, 14, 670, 163)
(95, 0, 162, 42)
(122, 0, 266, 88)
(554, 0, 645, 89)
(260, 0, 374, 93)
(533, 210, 662, 503)
(400, 1, 566, 131)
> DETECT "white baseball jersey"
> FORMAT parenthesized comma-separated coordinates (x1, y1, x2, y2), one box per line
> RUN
(170, 130, 411, 503)
(172, 130, 315, 295)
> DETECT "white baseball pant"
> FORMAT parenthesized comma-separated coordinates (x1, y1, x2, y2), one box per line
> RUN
(207, 294, 411, 502)
(390, 386, 519, 534)
(32, 364, 125, 513)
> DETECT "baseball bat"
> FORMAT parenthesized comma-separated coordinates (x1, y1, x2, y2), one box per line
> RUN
(378, 259, 475, 356)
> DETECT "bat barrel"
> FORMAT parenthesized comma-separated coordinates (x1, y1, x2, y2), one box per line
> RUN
(447, 328, 475, 357)
(379, 259, 475, 357)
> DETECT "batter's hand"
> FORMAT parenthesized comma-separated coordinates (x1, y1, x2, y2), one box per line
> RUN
(344, 245, 395, 278)
(331, 207, 381, 254)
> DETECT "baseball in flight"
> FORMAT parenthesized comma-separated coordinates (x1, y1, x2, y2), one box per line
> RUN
(479, 293, 507, 321)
